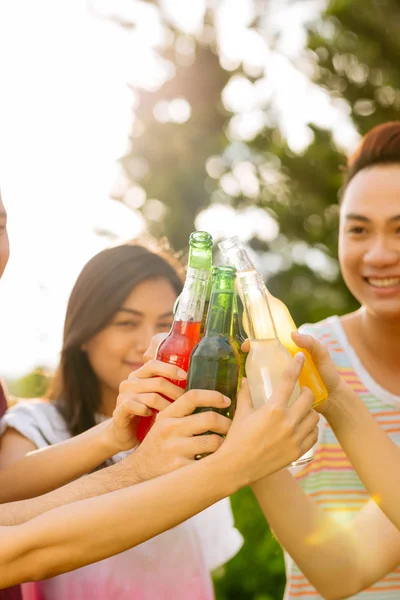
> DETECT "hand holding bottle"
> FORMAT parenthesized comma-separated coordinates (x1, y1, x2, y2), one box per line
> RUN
(290, 332, 347, 415)
(115, 360, 188, 448)
(219, 353, 320, 483)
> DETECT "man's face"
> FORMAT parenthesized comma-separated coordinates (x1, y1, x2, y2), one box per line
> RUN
(0, 193, 10, 279)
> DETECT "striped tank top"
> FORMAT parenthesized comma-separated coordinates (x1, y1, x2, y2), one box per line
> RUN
(284, 316, 400, 600)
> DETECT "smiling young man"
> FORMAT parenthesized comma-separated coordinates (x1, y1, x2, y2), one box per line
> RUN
(279, 121, 400, 600)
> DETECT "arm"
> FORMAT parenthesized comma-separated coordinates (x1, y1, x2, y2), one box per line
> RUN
(0, 360, 186, 502)
(0, 357, 319, 587)
(0, 388, 232, 525)
(0, 420, 125, 502)
(293, 332, 400, 531)
(253, 469, 400, 600)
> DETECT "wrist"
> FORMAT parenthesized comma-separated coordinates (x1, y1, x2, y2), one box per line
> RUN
(98, 420, 122, 458)
(207, 448, 248, 494)
(322, 380, 358, 422)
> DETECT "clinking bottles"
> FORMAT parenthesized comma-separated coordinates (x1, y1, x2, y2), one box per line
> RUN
(219, 236, 327, 407)
(185, 266, 240, 454)
(136, 238, 210, 442)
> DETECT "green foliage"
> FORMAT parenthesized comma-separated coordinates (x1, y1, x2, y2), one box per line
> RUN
(213, 488, 285, 600)
(7, 368, 50, 399)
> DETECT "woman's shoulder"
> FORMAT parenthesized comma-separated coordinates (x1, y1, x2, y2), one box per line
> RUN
(5, 397, 60, 419)
(0, 398, 69, 447)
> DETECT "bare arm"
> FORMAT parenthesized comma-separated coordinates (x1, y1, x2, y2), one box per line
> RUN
(0, 360, 188, 503)
(0, 452, 235, 586)
(0, 421, 123, 502)
(253, 469, 400, 600)
(0, 389, 232, 525)
(294, 331, 400, 531)
(0, 358, 319, 587)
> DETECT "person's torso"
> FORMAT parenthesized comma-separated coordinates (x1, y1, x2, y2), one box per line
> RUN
(284, 316, 400, 600)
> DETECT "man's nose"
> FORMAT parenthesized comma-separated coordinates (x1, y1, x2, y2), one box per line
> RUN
(363, 236, 399, 268)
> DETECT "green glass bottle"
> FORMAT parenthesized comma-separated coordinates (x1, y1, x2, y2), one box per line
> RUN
(173, 231, 213, 334)
(186, 266, 240, 453)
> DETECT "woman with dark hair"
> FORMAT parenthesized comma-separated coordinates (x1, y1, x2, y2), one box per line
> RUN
(0, 241, 245, 600)
(236, 121, 400, 599)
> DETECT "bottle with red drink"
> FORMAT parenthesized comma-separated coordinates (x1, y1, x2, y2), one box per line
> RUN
(137, 232, 212, 441)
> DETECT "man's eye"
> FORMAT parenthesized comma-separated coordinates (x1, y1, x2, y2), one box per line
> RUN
(348, 227, 366, 235)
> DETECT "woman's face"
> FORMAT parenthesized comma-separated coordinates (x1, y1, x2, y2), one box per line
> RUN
(84, 277, 177, 394)
(339, 164, 400, 320)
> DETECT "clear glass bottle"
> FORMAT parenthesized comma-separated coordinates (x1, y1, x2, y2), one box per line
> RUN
(219, 236, 327, 407)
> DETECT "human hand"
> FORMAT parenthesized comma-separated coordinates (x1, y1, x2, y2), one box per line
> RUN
(217, 353, 319, 487)
(290, 332, 345, 415)
(122, 389, 233, 479)
(111, 360, 187, 452)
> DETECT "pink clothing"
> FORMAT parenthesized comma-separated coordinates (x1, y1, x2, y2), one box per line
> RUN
(22, 521, 214, 599)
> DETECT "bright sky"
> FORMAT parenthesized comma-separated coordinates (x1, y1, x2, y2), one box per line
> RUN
(0, 0, 358, 378)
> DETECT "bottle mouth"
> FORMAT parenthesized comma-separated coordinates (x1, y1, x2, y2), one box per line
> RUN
(212, 265, 236, 276)
(218, 236, 240, 253)
(189, 231, 213, 248)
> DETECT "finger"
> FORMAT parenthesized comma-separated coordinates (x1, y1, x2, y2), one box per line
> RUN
(288, 387, 315, 422)
(184, 433, 225, 459)
(241, 339, 250, 353)
(291, 332, 332, 366)
(143, 333, 169, 363)
(299, 426, 319, 456)
(113, 399, 152, 427)
(232, 378, 253, 419)
(121, 375, 185, 402)
(172, 411, 232, 437)
(129, 359, 187, 382)
(296, 409, 320, 439)
(118, 392, 171, 414)
(270, 353, 306, 407)
(162, 389, 231, 418)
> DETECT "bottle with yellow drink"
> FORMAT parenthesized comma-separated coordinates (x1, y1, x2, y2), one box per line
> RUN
(219, 236, 327, 407)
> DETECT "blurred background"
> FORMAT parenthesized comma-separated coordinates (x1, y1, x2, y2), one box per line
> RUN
(0, 0, 397, 597)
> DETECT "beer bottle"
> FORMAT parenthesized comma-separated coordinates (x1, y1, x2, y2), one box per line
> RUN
(185, 266, 240, 447)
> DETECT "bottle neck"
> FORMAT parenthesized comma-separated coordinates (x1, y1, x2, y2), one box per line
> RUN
(188, 245, 212, 271)
(175, 267, 209, 323)
(239, 272, 278, 340)
(220, 243, 256, 273)
(188, 245, 212, 301)
(205, 291, 235, 336)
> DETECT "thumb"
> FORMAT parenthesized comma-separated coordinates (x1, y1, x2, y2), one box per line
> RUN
(291, 332, 332, 366)
(234, 378, 254, 418)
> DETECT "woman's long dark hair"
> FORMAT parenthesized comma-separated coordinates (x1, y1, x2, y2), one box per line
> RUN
(48, 242, 184, 437)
